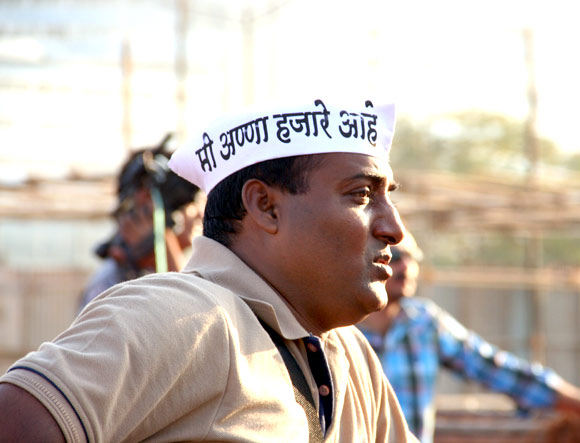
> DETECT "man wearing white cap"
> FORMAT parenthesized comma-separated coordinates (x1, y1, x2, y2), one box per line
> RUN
(0, 99, 417, 442)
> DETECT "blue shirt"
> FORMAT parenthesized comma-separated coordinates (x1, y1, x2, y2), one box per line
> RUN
(359, 297, 560, 443)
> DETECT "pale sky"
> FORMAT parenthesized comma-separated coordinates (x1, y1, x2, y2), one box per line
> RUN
(0, 0, 578, 182)
(391, 0, 580, 154)
(261, 0, 580, 154)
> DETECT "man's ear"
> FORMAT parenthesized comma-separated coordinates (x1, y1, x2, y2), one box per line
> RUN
(241, 179, 279, 234)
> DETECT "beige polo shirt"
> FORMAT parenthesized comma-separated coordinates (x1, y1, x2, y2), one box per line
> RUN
(1, 236, 416, 442)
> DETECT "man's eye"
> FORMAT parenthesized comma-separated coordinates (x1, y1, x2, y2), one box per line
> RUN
(353, 188, 372, 200)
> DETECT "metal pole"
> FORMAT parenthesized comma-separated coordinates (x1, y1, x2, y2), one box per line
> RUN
(121, 38, 133, 151)
(175, 0, 189, 144)
(242, 7, 255, 106)
(523, 28, 546, 363)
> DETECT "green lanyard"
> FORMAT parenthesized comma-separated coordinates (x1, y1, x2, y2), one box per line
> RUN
(150, 186, 168, 273)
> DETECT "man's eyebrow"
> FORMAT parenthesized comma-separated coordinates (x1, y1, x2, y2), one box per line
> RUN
(350, 172, 387, 186)
(349, 172, 400, 191)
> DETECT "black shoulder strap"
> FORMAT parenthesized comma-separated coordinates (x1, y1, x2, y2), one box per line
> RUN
(259, 320, 324, 443)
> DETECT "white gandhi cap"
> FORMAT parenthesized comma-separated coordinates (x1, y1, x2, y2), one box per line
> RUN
(168, 99, 396, 195)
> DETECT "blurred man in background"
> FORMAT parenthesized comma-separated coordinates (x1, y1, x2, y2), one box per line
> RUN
(357, 231, 580, 443)
(79, 134, 204, 309)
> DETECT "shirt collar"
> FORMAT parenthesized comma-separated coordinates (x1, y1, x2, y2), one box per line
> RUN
(182, 236, 309, 341)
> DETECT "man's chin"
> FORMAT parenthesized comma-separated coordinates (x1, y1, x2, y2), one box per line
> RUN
(367, 286, 389, 312)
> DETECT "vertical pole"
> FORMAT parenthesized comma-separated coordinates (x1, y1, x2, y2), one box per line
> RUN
(242, 7, 254, 106)
(121, 38, 133, 151)
(523, 28, 545, 363)
(523, 29, 539, 183)
(175, 0, 189, 145)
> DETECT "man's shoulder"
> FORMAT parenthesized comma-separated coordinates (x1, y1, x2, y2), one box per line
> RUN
(331, 325, 379, 362)
(133, 270, 226, 291)
(332, 324, 365, 341)
(73, 270, 265, 360)
(89, 270, 249, 318)
(330, 326, 393, 399)
(401, 296, 441, 316)
(395, 297, 447, 333)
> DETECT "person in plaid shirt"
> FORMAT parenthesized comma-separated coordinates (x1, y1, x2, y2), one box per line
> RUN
(358, 231, 580, 443)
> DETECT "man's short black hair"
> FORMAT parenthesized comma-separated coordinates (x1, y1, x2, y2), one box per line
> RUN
(203, 154, 325, 247)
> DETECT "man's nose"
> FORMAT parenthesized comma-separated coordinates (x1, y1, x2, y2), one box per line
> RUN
(372, 203, 405, 246)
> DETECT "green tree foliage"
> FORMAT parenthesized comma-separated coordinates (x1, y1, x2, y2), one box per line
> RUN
(568, 152, 580, 171)
(391, 110, 580, 268)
